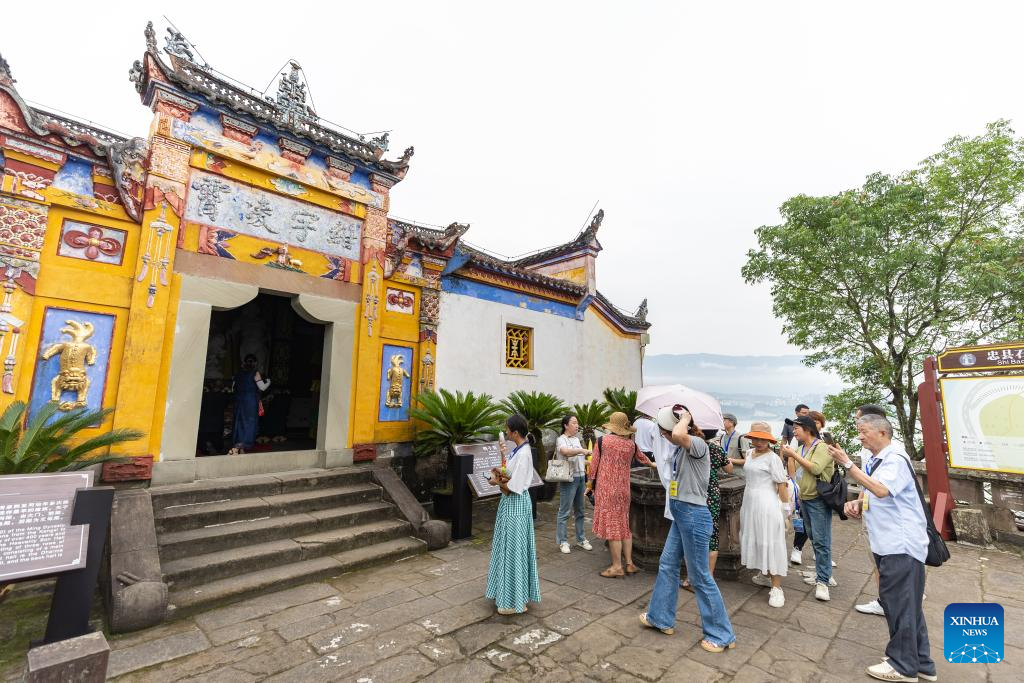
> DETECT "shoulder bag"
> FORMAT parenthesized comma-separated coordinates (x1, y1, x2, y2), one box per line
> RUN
(814, 443, 849, 520)
(898, 456, 950, 567)
(544, 438, 574, 483)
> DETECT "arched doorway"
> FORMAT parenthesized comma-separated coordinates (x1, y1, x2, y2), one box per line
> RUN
(156, 273, 356, 484)
(199, 293, 325, 456)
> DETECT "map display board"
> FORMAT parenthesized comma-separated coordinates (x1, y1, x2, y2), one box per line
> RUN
(941, 376, 1024, 474)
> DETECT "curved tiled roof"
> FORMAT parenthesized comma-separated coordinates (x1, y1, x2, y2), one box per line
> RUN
(133, 22, 413, 181)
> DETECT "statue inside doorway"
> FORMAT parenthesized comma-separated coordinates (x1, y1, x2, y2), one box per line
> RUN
(384, 354, 410, 408)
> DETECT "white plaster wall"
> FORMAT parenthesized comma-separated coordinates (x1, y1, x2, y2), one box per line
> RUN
(435, 292, 643, 406)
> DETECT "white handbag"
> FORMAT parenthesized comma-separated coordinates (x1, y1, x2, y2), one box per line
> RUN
(544, 455, 573, 483)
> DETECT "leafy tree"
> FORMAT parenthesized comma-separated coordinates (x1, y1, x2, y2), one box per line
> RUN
(744, 121, 1024, 458)
(499, 391, 567, 471)
(409, 389, 503, 457)
(572, 400, 613, 445)
(602, 387, 639, 423)
(821, 384, 891, 455)
(0, 401, 142, 474)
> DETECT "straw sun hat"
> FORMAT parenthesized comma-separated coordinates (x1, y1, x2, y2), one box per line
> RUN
(602, 412, 637, 437)
(745, 420, 777, 443)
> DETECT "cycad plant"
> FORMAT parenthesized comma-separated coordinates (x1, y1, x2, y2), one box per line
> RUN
(602, 386, 639, 423)
(572, 400, 612, 445)
(499, 391, 567, 472)
(409, 389, 503, 457)
(0, 401, 142, 474)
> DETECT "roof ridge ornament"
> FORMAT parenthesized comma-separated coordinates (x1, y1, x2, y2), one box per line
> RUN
(635, 298, 648, 322)
(275, 61, 316, 123)
(164, 27, 197, 62)
(144, 21, 158, 53)
(0, 52, 14, 87)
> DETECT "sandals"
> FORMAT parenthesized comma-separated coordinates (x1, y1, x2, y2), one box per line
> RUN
(700, 639, 736, 653)
(600, 567, 625, 579)
(625, 564, 640, 575)
(680, 580, 695, 593)
(639, 612, 674, 635)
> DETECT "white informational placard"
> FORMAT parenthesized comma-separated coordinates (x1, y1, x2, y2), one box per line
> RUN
(941, 376, 1024, 475)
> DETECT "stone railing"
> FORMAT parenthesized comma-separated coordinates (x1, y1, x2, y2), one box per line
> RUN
(914, 461, 1024, 546)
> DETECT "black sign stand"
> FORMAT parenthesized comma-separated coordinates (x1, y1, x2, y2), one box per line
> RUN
(38, 486, 114, 645)
(450, 453, 474, 540)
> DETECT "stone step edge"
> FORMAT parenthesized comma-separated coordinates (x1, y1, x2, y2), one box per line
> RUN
(161, 517, 414, 585)
(156, 501, 397, 560)
(155, 482, 382, 520)
(165, 536, 427, 619)
(154, 484, 383, 533)
(149, 466, 378, 511)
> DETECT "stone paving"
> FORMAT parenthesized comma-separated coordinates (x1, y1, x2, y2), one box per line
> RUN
(103, 498, 1022, 682)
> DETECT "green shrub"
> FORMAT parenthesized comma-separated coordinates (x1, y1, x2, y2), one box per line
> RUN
(0, 401, 142, 475)
(410, 389, 503, 457)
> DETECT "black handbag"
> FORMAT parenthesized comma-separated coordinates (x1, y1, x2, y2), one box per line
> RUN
(816, 465, 849, 520)
(899, 456, 950, 567)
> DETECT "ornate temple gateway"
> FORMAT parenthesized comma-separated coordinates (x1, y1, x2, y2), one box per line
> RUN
(0, 23, 650, 486)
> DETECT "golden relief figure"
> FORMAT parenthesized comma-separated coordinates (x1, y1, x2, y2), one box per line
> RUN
(41, 320, 97, 411)
(384, 354, 411, 408)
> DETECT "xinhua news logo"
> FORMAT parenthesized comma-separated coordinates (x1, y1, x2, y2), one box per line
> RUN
(944, 603, 1003, 664)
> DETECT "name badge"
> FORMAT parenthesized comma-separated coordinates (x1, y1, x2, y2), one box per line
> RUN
(862, 493, 870, 512)
(669, 481, 678, 497)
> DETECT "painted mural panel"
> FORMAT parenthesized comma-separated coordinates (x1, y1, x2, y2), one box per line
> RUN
(51, 159, 94, 197)
(170, 116, 383, 208)
(28, 308, 116, 423)
(184, 170, 362, 261)
(378, 344, 413, 422)
(57, 219, 127, 265)
(385, 288, 415, 315)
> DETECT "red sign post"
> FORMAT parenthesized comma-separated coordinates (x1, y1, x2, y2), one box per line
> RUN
(918, 356, 955, 539)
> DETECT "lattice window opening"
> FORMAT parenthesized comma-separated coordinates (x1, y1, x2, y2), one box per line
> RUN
(505, 325, 533, 370)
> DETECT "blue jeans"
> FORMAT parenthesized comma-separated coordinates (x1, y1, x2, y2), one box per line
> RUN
(556, 475, 587, 544)
(801, 496, 833, 584)
(647, 500, 735, 646)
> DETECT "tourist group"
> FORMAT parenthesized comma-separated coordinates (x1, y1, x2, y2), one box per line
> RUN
(484, 403, 937, 683)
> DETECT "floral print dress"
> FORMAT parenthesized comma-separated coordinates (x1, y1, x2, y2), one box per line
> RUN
(707, 441, 728, 552)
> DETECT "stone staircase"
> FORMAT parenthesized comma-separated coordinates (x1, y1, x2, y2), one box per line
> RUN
(151, 466, 426, 618)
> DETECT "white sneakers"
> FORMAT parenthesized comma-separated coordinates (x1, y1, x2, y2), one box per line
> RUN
(768, 587, 785, 608)
(751, 574, 772, 587)
(856, 599, 885, 616)
(814, 582, 830, 601)
(866, 660, 922, 682)
(802, 572, 837, 587)
(559, 539, 592, 553)
(789, 549, 839, 569)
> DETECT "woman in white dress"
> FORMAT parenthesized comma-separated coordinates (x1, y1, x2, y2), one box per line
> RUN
(734, 423, 790, 608)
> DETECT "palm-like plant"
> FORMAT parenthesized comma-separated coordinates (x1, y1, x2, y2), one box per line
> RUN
(602, 386, 639, 423)
(0, 401, 142, 474)
(409, 389, 503, 457)
(572, 400, 612, 446)
(499, 391, 567, 471)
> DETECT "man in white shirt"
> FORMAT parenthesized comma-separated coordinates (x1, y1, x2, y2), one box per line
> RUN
(633, 413, 657, 459)
(828, 415, 935, 683)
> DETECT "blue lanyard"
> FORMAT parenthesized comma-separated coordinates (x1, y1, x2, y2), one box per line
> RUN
(671, 446, 682, 479)
(800, 439, 819, 459)
(508, 442, 527, 461)
(723, 431, 734, 454)
(790, 478, 800, 513)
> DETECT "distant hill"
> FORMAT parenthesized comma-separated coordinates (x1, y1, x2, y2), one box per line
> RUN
(643, 353, 844, 400)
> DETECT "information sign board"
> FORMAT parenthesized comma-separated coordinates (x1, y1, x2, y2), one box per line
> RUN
(0, 471, 92, 582)
(453, 442, 543, 498)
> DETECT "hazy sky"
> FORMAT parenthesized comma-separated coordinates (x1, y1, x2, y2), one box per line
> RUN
(4, 2, 1023, 355)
